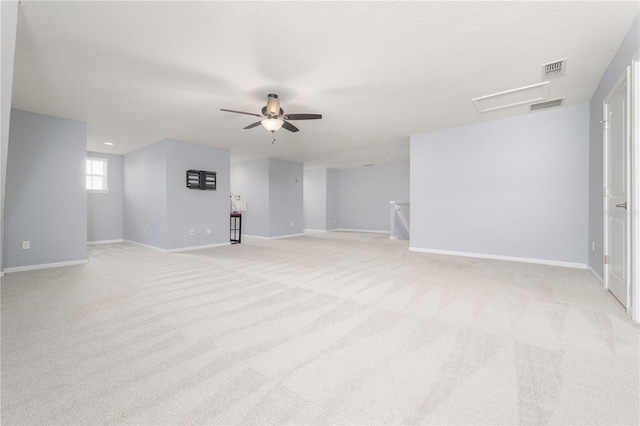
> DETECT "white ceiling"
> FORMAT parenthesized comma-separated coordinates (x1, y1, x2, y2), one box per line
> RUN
(11, 1, 639, 169)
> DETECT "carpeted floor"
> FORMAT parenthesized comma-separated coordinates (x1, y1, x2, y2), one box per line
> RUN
(1, 232, 638, 425)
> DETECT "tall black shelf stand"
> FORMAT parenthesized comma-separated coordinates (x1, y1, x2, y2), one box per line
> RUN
(230, 213, 241, 244)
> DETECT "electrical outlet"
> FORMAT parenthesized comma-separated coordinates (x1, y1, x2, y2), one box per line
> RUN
(333, 219, 337, 224)
(22, 241, 30, 250)
(290, 222, 294, 228)
(207, 228, 211, 235)
(189, 229, 195, 236)
(592, 241, 595, 251)
(143, 228, 146, 234)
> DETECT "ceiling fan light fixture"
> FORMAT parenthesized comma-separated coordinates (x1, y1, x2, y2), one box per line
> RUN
(261, 117, 284, 132)
(222, 93, 322, 134)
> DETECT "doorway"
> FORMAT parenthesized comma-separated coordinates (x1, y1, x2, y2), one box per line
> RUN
(604, 68, 630, 309)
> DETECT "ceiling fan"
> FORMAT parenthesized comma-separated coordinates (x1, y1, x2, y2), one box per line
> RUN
(221, 94, 322, 133)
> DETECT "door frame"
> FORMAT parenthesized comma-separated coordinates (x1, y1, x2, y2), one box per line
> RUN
(603, 66, 631, 314)
(631, 50, 640, 322)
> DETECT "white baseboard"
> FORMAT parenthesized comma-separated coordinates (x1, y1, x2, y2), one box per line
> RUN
(337, 228, 389, 234)
(125, 239, 231, 253)
(4, 259, 88, 273)
(88, 239, 124, 245)
(408, 247, 587, 269)
(389, 236, 398, 240)
(304, 229, 328, 233)
(587, 265, 605, 285)
(269, 233, 305, 240)
(244, 233, 305, 240)
(167, 242, 231, 253)
(123, 240, 166, 251)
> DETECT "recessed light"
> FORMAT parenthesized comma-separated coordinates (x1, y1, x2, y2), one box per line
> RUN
(104, 142, 114, 146)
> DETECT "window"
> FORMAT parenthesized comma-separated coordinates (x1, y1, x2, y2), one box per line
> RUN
(86, 157, 108, 192)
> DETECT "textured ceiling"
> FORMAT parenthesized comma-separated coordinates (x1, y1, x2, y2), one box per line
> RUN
(10, 1, 639, 169)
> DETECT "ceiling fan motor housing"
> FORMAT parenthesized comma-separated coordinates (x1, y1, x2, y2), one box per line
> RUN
(266, 93, 280, 116)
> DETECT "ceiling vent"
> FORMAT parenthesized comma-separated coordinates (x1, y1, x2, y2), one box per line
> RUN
(530, 98, 564, 112)
(542, 59, 567, 79)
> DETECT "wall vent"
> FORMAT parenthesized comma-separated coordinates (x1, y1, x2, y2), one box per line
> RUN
(530, 98, 564, 112)
(542, 59, 567, 79)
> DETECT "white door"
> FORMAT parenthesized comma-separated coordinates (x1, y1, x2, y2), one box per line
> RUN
(605, 71, 629, 308)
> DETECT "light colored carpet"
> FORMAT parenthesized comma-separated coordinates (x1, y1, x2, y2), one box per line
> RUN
(1, 232, 638, 425)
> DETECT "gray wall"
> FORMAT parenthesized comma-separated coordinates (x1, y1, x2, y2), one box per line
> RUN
(231, 158, 269, 237)
(1, 0, 19, 273)
(304, 168, 327, 231)
(123, 140, 167, 249)
(165, 139, 230, 249)
(231, 157, 303, 238)
(339, 162, 410, 232)
(326, 168, 340, 230)
(589, 13, 639, 278)
(4, 109, 87, 269)
(410, 103, 589, 264)
(124, 139, 231, 250)
(269, 158, 304, 237)
(87, 152, 123, 243)
(303, 167, 340, 231)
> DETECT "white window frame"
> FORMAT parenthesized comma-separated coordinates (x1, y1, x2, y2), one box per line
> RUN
(86, 157, 109, 193)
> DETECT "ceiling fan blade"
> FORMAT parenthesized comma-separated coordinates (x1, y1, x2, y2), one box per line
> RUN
(282, 121, 299, 132)
(221, 108, 262, 118)
(243, 121, 262, 129)
(283, 113, 322, 120)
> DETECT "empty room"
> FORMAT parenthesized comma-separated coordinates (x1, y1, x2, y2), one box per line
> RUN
(1, 1, 639, 425)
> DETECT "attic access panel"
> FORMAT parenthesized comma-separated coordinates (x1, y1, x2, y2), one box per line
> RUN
(472, 82, 550, 113)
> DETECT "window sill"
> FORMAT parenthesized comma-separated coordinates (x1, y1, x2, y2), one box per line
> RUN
(88, 189, 110, 194)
